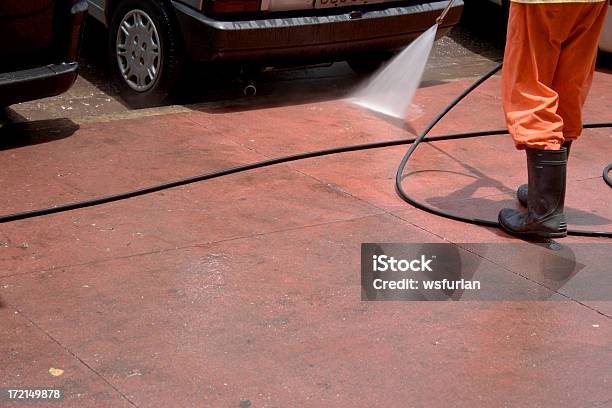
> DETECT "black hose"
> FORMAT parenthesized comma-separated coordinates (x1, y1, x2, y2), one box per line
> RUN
(1, 64, 610, 239)
(605, 163, 612, 188)
(395, 63, 612, 238)
(0, 130, 499, 224)
(394, 64, 503, 231)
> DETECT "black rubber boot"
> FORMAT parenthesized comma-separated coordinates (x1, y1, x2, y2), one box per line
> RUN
(499, 147, 568, 238)
(517, 141, 571, 207)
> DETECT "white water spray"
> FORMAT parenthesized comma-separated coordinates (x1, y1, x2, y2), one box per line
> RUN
(350, 24, 438, 120)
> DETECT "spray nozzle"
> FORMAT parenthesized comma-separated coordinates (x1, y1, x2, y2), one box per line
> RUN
(436, 0, 455, 25)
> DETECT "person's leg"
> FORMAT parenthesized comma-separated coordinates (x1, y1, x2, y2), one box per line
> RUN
(499, 146, 569, 238)
(501, 3, 568, 150)
(553, 1, 609, 142)
(515, 2, 607, 208)
(516, 140, 572, 207)
(499, 2, 593, 238)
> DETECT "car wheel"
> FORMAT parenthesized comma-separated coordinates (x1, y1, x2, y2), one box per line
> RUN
(347, 52, 393, 75)
(108, 0, 184, 107)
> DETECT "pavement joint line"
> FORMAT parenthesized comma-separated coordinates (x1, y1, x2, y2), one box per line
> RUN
(0, 126, 392, 281)
(586, 397, 612, 408)
(0, 212, 387, 281)
(23, 152, 604, 224)
(0, 178, 90, 216)
(376, 209, 612, 308)
(184, 113, 397, 216)
(574, 175, 612, 183)
(455, 242, 612, 319)
(290, 166, 386, 213)
(468, 245, 612, 319)
(0, 128, 276, 229)
(147, 127, 611, 307)
(252, 140, 476, 242)
(188, 112, 409, 218)
(53, 176, 92, 197)
(2, 133, 607, 268)
(244, 136, 612, 313)
(422, 186, 608, 206)
(4, 103, 610, 306)
(390, 211, 612, 318)
(187, 211, 388, 248)
(387, 211, 452, 243)
(406, 140, 611, 206)
(5, 305, 140, 407)
(182, 115, 277, 161)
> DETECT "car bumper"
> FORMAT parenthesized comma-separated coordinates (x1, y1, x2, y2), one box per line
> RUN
(172, 0, 463, 63)
(0, 62, 79, 107)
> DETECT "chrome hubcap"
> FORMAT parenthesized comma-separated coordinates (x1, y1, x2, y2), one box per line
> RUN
(116, 9, 161, 92)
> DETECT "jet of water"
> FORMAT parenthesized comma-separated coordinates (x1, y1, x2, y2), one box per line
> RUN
(350, 24, 438, 120)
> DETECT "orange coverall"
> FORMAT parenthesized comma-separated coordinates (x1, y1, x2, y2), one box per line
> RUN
(502, 0, 608, 150)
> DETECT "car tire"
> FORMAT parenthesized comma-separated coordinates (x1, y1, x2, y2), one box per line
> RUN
(108, 0, 184, 107)
(347, 52, 393, 75)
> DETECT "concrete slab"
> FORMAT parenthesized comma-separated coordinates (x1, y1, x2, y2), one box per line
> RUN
(1, 64, 611, 408)
(0, 165, 381, 277)
(0, 114, 264, 212)
(0, 308, 132, 407)
(1, 215, 610, 407)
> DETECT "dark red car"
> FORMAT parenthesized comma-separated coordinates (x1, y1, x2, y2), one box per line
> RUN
(0, 0, 88, 107)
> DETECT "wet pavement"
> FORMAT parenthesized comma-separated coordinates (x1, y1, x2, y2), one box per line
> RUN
(1, 5, 612, 408)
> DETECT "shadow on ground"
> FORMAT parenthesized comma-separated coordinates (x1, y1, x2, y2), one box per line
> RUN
(0, 112, 78, 150)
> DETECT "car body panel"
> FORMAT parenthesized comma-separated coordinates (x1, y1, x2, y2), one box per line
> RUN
(172, 0, 463, 63)
(268, 0, 316, 12)
(0, 63, 79, 106)
(88, 0, 106, 21)
(88, 0, 462, 103)
(0, 0, 87, 106)
(88, 0, 204, 24)
(87, 0, 462, 65)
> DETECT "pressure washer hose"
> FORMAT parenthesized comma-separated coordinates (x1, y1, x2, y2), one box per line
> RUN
(394, 63, 611, 238)
(605, 163, 612, 188)
(0, 64, 611, 237)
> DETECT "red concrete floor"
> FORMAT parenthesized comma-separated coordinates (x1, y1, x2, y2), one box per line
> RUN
(1, 72, 611, 407)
